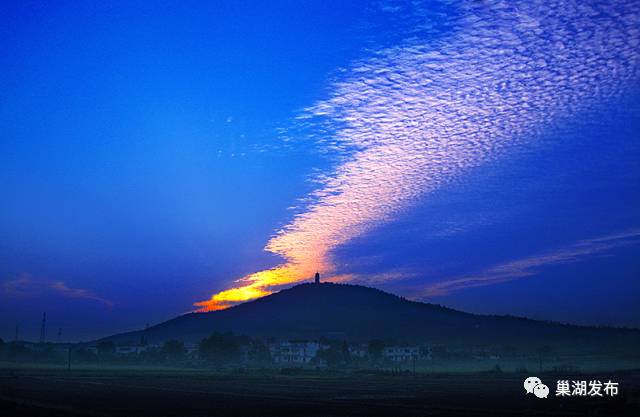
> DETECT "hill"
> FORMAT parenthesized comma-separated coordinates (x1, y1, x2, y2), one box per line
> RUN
(101, 283, 640, 353)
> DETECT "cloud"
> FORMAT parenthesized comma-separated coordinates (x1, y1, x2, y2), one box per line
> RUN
(0, 274, 113, 308)
(49, 281, 114, 308)
(1, 274, 38, 296)
(196, 0, 640, 311)
(420, 229, 640, 297)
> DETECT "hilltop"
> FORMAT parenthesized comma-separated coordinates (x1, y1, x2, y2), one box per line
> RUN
(102, 282, 640, 353)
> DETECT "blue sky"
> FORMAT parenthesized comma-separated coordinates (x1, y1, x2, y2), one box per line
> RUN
(1, 0, 639, 341)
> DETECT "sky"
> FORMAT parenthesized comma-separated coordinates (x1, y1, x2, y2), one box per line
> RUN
(1, 0, 639, 342)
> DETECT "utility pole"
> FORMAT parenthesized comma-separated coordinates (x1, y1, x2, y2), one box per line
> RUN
(39, 312, 47, 343)
(57, 328, 62, 343)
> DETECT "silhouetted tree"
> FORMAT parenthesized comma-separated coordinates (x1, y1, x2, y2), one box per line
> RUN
(7, 342, 29, 360)
(341, 341, 350, 364)
(430, 345, 449, 360)
(317, 342, 350, 367)
(33, 343, 55, 361)
(199, 332, 240, 364)
(97, 341, 115, 359)
(367, 339, 385, 363)
(319, 336, 333, 346)
(317, 346, 339, 366)
(73, 348, 98, 363)
(139, 346, 164, 363)
(247, 340, 271, 364)
(162, 340, 186, 361)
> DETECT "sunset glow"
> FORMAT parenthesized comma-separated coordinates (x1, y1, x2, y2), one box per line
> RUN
(196, 0, 640, 310)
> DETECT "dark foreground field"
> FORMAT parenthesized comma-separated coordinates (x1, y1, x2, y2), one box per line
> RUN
(1, 367, 639, 417)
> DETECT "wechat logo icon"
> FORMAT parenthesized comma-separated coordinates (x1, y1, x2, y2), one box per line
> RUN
(524, 377, 549, 398)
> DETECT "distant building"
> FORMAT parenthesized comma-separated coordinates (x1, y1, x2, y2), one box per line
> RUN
(115, 345, 146, 355)
(50, 344, 71, 355)
(348, 344, 368, 358)
(383, 346, 431, 362)
(314, 272, 320, 284)
(471, 347, 500, 360)
(270, 340, 320, 364)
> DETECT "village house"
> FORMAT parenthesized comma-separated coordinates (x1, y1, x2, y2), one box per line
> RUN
(269, 340, 320, 364)
(383, 346, 431, 362)
(348, 344, 368, 358)
(114, 344, 156, 355)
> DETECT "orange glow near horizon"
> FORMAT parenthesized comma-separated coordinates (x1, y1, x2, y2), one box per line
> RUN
(194, 283, 272, 311)
(194, 262, 354, 311)
(194, 263, 330, 311)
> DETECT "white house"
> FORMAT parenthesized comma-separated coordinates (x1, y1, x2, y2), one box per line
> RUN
(270, 341, 320, 364)
(383, 346, 431, 362)
(348, 344, 368, 358)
